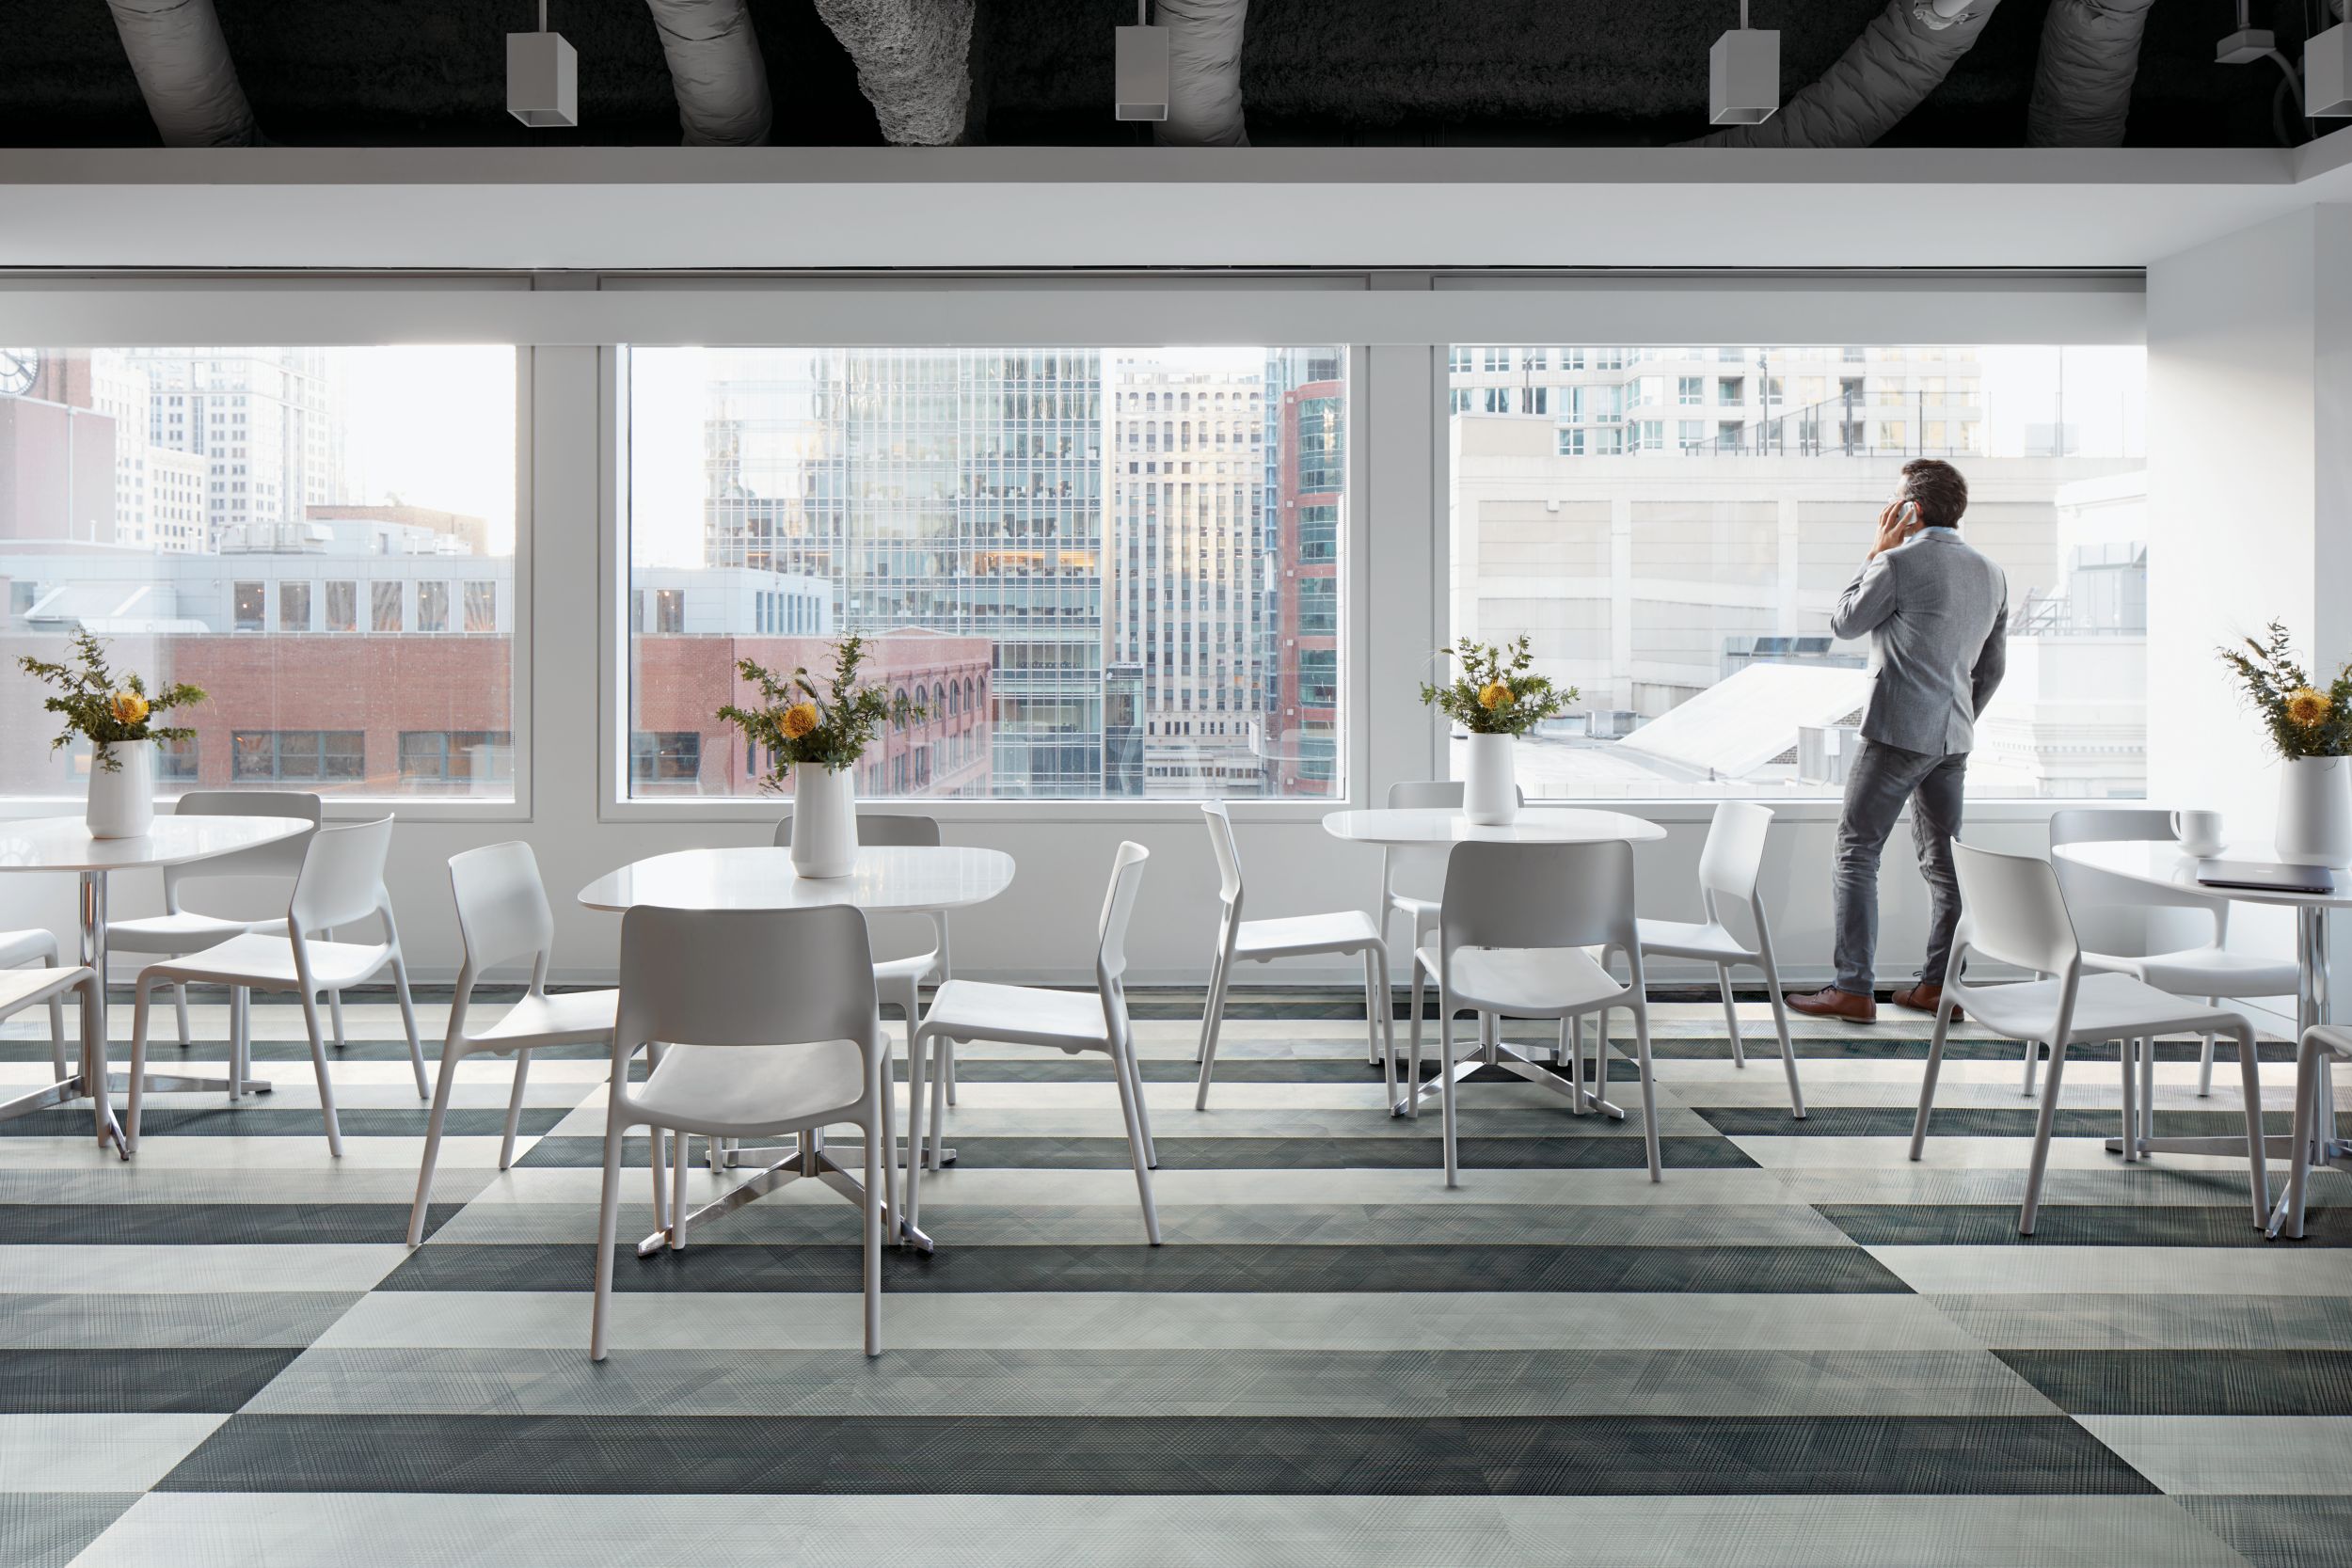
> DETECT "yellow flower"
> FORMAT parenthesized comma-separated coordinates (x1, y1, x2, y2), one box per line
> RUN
(107, 689, 149, 726)
(1477, 680, 1512, 712)
(780, 702, 820, 740)
(2287, 688, 2333, 727)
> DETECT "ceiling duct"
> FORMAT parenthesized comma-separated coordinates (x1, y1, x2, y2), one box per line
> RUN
(2026, 0, 2159, 146)
(1694, 0, 2002, 148)
(644, 0, 773, 146)
(813, 0, 980, 146)
(103, 0, 261, 148)
(1155, 0, 1250, 147)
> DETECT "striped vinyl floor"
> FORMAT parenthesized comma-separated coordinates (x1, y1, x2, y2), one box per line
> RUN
(2, 989, 2348, 1567)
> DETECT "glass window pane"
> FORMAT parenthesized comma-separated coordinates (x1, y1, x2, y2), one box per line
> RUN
(278, 580, 310, 632)
(325, 580, 357, 632)
(464, 580, 497, 632)
(416, 581, 449, 633)
(372, 580, 404, 632)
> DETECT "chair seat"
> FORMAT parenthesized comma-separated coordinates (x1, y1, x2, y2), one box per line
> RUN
(2083, 945, 2300, 1000)
(870, 950, 942, 988)
(632, 1038, 866, 1134)
(1961, 971, 2254, 1044)
(0, 963, 91, 1018)
(107, 911, 290, 954)
(919, 979, 1109, 1052)
(468, 988, 619, 1051)
(1634, 917, 1755, 963)
(140, 932, 392, 993)
(1234, 909, 1383, 960)
(0, 928, 59, 969)
(1388, 893, 1440, 924)
(1416, 944, 1627, 1019)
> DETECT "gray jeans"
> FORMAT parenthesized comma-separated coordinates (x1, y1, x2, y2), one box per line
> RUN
(1833, 740, 1967, 997)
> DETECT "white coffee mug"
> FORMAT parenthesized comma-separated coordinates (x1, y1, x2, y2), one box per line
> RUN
(2172, 809, 2225, 857)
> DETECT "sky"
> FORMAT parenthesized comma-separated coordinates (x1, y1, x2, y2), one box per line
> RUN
(338, 345, 519, 553)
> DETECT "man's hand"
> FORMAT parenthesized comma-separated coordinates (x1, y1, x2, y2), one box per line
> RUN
(1867, 500, 1915, 559)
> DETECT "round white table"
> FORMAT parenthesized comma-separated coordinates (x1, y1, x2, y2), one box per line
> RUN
(2054, 837, 2352, 1196)
(1323, 804, 1665, 1117)
(578, 843, 1015, 1258)
(0, 814, 310, 1156)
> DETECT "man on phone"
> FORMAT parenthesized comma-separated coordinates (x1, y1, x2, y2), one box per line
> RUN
(1787, 458, 2007, 1024)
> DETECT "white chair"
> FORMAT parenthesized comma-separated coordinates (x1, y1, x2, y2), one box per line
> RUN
(407, 842, 622, 1247)
(107, 792, 349, 1054)
(0, 962, 99, 1100)
(1410, 839, 1661, 1189)
(1378, 780, 1524, 1069)
(778, 812, 959, 1117)
(2048, 809, 2297, 1126)
(1194, 801, 1391, 1111)
(124, 816, 426, 1157)
(909, 843, 1158, 1243)
(0, 928, 72, 1083)
(1634, 800, 1804, 1118)
(2276, 1024, 2352, 1240)
(591, 903, 892, 1360)
(1910, 841, 2268, 1235)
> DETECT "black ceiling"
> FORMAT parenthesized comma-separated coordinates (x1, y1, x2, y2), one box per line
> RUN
(0, 1, 2325, 150)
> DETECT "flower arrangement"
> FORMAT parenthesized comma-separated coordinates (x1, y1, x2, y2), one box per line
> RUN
(16, 629, 204, 772)
(1419, 635, 1576, 736)
(719, 634, 925, 783)
(2218, 622, 2352, 759)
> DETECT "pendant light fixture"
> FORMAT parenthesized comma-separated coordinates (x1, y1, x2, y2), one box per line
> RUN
(1710, 0, 1781, 126)
(508, 0, 579, 128)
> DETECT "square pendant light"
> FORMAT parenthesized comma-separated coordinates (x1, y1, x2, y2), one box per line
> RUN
(2311, 24, 2352, 117)
(1710, 26, 1781, 126)
(507, 29, 579, 129)
(1117, 24, 1171, 121)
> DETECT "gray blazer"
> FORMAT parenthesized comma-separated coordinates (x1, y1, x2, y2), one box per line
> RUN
(1829, 527, 2008, 757)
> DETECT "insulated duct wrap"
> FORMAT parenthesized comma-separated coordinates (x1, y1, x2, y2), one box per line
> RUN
(103, 0, 260, 149)
(644, 0, 774, 147)
(812, 0, 979, 147)
(1156, 0, 1251, 148)
(2025, 0, 2159, 147)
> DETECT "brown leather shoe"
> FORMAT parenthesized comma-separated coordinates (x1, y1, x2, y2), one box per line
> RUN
(1889, 983, 1963, 1022)
(1785, 987, 1876, 1024)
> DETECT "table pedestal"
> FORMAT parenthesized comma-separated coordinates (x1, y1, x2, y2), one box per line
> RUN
(635, 1129, 935, 1259)
(1392, 1013, 1627, 1121)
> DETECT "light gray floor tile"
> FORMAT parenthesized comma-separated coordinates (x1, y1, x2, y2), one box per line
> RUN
(2077, 1416, 2352, 1495)
(0, 1493, 139, 1568)
(0, 1246, 407, 1294)
(0, 1291, 365, 1350)
(1925, 1293, 2352, 1351)
(0, 1415, 223, 1492)
(1873, 1247, 2352, 1297)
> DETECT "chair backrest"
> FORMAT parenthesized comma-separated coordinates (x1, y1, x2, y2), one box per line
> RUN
(1094, 841, 1151, 989)
(1695, 800, 1773, 911)
(614, 904, 877, 1053)
(1383, 779, 1528, 904)
(772, 812, 943, 849)
(1438, 839, 1637, 957)
(1952, 840, 2081, 979)
(165, 790, 322, 900)
(2048, 806, 2221, 955)
(1200, 801, 1244, 908)
(447, 841, 556, 984)
(288, 816, 395, 934)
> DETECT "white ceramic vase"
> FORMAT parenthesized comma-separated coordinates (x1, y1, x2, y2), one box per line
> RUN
(1462, 731, 1518, 826)
(2276, 755, 2352, 868)
(86, 740, 155, 840)
(790, 761, 860, 879)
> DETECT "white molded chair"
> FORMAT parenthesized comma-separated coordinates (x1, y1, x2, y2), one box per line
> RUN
(0, 928, 72, 1083)
(1910, 841, 2268, 1235)
(1634, 800, 1804, 1117)
(0, 963, 99, 1095)
(1411, 839, 1661, 1189)
(408, 842, 622, 1247)
(909, 843, 1159, 1243)
(124, 816, 426, 1156)
(2277, 1024, 2352, 1240)
(2048, 808, 2297, 1114)
(1194, 801, 1391, 1111)
(107, 792, 349, 1053)
(778, 812, 959, 1117)
(591, 903, 892, 1360)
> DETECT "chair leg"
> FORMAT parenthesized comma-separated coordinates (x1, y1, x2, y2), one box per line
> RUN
(1630, 1000, 1661, 1184)
(1371, 944, 1395, 1110)
(228, 987, 248, 1098)
(1438, 991, 1460, 1189)
(1361, 948, 1384, 1085)
(1406, 956, 1426, 1118)
(928, 1026, 951, 1174)
(126, 980, 153, 1153)
(45, 966, 68, 1084)
(409, 1041, 464, 1247)
(391, 959, 426, 1100)
(1565, 1012, 1584, 1113)
(2286, 1034, 2321, 1240)
(905, 1030, 931, 1237)
(589, 1113, 627, 1362)
(329, 989, 348, 1052)
(876, 1037, 900, 1245)
(1193, 947, 1231, 1112)
(500, 1049, 532, 1172)
(2199, 1003, 2217, 1099)
(1910, 1004, 1956, 1161)
(649, 1127, 669, 1235)
(1716, 965, 1745, 1069)
(299, 990, 343, 1158)
(1760, 962, 1805, 1119)
(669, 1121, 690, 1250)
(943, 1037, 957, 1107)
(1123, 1033, 1158, 1169)
(2118, 1038, 2137, 1164)
(1109, 1035, 1161, 1244)
(863, 1107, 883, 1356)
(2019, 1037, 2071, 1236)
(2022, 1040, 2041, 1099)
(2139, 1035, 2157, 1152)
(2230, 1022, 2271, 1230)
(171, 982, 191, 1051)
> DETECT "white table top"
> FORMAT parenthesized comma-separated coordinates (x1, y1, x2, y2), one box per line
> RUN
(2055, 839, 2352, 910)
(0, 814, 308, 874)
(1322, 806, 1668, 847)
(578, 845, 1015, 915)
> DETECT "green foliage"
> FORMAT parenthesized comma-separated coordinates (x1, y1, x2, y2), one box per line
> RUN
(1418, 635, 1577, 737)
(15, 629, 204, 772)
(719, 633, 925, 786)
(2218, 621, 2352, 760)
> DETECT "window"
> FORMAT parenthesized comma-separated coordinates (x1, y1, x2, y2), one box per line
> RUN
(464, 580, 498, 633)
(399, 730, 514, 785)
(626, 345, 1347, 800)
(1449, 341, 2147, 800)
(0, 346, 518, 801)
(232, 730, 365, 783)
(1677, 376, 1704, 406)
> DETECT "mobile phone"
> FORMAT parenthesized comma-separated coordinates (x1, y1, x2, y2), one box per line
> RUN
(1892, 499, 1921, 531)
